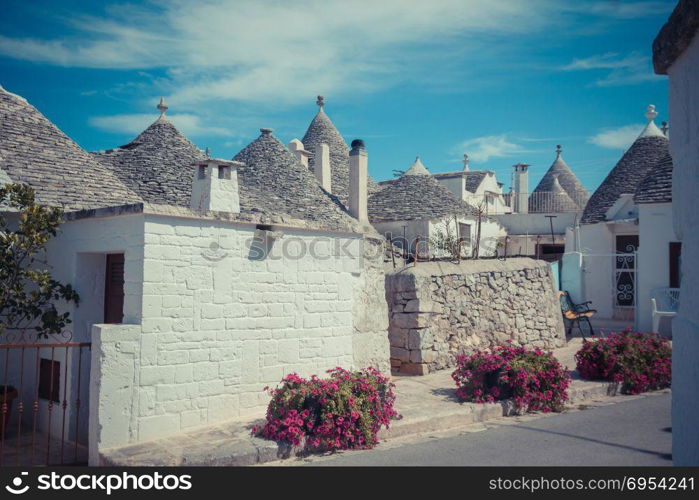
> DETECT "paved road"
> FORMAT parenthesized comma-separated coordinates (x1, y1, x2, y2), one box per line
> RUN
(308, 393, 672, 466)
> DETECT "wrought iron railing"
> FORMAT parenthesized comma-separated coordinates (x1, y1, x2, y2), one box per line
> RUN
(0, 330, 90, 466)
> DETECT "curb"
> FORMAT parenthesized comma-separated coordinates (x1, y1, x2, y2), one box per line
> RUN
(100, 379, 626, 466)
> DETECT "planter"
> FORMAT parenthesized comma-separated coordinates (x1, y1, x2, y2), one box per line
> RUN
(0, 386, 18, 436)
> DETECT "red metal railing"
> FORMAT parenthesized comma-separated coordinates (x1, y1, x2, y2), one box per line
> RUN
(0, 338, 90, 466)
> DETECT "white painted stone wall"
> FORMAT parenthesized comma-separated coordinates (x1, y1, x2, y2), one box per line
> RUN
(667, 30, 699, 466)
(637, 203, 676, 333)
(2, 211, 146, 446)
(373, 217, 506, 259)
(428, 217, 506, 258)
(562, 221, 638, 320)
(80, 210, 388, 462)
(496, 212, 579, 256)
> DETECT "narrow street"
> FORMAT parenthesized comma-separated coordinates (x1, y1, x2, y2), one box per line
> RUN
(305, 393, 672, 466)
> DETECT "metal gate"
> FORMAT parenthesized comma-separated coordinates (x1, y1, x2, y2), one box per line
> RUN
(0, 332, 90, 466)
(614, 252, 637, 309)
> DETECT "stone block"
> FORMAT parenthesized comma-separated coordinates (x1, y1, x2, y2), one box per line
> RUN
(392, 312, 429, 329)
(399, 362, 430, 376)
(409, 349, 437, 363)
(388, 328, 408, 348)
(140, 366, 176, 386)
(390, 346, 410, 363)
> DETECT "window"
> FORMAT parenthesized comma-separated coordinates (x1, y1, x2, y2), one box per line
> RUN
(218, 166, 231, 180)
(104, 254, 125, 324)
(459, 223, 472, 245)
(198, 165, 207, 179)
(39, 358, 60, 402)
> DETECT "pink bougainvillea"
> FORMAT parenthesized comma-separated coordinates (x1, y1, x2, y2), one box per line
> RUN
(575, 331, 671, 394)
(451, 344, 570, 413)
(253, 367, 398, 452)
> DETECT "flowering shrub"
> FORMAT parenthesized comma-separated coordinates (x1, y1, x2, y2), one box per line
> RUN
(575, 332, 671, 394)
(254, 367, 398, 452)
(451, 344, 570, 413)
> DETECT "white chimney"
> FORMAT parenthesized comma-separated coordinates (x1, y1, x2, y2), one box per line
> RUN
(348, 139, 368, 222)
(513, 162, 529, 214)
(315, 143, 332, 192)
(288, 138, 311, 168)
(190, 158, 243, 213)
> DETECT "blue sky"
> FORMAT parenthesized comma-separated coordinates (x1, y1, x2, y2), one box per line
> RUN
(0, 0, 674, 192)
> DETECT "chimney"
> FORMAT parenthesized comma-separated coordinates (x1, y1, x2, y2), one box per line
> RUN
(315, 143, 332, 192)
(190, 158, 243, 213)
(348, 139, 368, 222)
(513, 162, 529, 214)
(288, 138, 311, 168)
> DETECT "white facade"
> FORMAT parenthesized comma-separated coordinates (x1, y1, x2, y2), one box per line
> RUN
(24, 205, 389, 463)
(636, 202, 677, 333)
(563, 219, 638, 321)
(436, 171, 511, 215)
(374, 216, 506, 259)
(496, 212, 579, 257)
(666, 27, 699, 467)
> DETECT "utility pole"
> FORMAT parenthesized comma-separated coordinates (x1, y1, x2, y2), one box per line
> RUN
(545, 215, 557, 245)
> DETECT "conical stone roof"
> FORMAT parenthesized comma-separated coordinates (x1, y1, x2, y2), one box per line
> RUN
(94, 111, 205, 206)
(404, 157, 431, 176)
(634, 153, 673, 204)
(0, 86, 141, 210)
(581, 106, 670, 224)
(233, 128, 357, 229)
(531, 145, 588, 209)
(301, 97, 380, 205)
(369, 162, 479, 223)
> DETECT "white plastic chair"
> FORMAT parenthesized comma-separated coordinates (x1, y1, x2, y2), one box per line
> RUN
(650, 287, 680, 333)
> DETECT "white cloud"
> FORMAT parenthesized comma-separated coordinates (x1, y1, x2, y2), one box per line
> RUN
(454, 135, 526, 163)
(89, 113, 229, 138)
(561, 52, 664, 87)
(588, 124, 642, 149)
(0, 0, 575, 109)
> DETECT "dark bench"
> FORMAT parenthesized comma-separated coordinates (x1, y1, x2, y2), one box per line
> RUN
(558, 291, 596, 340)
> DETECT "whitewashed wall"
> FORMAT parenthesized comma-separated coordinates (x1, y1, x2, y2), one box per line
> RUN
(637, 203, 676, 332)
(667, 30, 699, 466)
(1, 212, 145, 447)
(86, 212, 388, 462)
(562, 222, 616, 319)
(437, 176, 464, 200)
(496, 212, 579, 256)
(373, 216, 506, 258)
(428, 217, 506, 257)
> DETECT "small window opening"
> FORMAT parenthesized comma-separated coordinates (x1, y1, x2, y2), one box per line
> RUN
(218, 166, 231, 180)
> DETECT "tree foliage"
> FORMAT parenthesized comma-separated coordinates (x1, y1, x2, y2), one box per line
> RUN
(0, 183, 79, 338)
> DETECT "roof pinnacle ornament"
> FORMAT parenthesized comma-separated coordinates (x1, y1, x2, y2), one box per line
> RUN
(644, 104, 658, 122)
(157, 97, 168, 118)
(463, 153, 469, 171)
(316, 95, 325, 108)
(555, 144, 562, 157)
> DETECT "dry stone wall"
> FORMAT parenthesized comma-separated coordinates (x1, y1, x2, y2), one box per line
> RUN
(386, 258, 565, 375)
